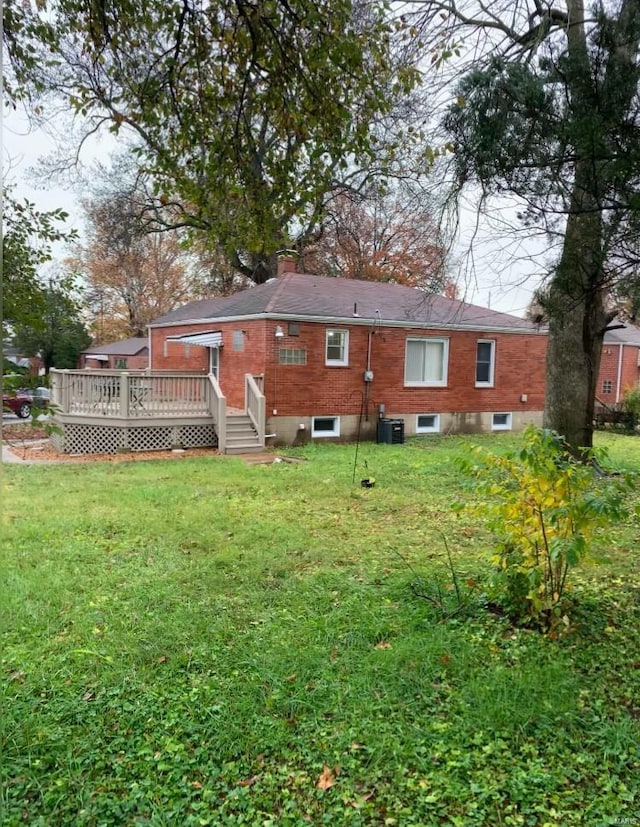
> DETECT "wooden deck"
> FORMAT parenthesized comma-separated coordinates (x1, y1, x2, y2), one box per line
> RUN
(49, 370, 265, 455)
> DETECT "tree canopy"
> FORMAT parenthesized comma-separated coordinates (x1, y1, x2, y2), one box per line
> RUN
(12, 281, 92, 374)
(7, 0, 418, 282)
(67, 167, 206, 340)
(415, 0, 640, 452)
(2, 189, 76, 336)
(301, 186, 446, 290)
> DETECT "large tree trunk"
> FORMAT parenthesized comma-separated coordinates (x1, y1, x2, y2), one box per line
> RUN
(543, 294, 606, 453)
(543, 207, 609, 454)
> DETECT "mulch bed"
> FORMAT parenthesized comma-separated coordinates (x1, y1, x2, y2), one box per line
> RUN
(1, 423, 219, 463)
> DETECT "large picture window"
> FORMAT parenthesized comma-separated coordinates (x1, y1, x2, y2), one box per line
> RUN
(326, 329, 349, 366)
(404, 338, 448, 386)
(476, 340, 495, 387)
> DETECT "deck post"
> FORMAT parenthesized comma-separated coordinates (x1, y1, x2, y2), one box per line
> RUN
(120, 372, 130, 418)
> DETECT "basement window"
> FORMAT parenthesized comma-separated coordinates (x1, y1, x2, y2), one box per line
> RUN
(416, 413, 441, 434)
(491, 412, 512, 431)
(312, 416, 340, 438)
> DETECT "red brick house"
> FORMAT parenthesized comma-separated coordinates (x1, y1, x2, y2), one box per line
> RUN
(148, 260, 547, 444)
(597, 322, 640, 406)
(79, 338, 149, 371)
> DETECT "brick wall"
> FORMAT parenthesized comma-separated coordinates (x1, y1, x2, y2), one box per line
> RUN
(263, 322, 547, 417)
(620, 345, 640, 397)
(597, 344, 640, 403)
(152, 318, 548, 420)
(80, 351, 148, 370)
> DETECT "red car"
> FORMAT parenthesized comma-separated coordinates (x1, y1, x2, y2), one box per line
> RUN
(2, 392, 32, 419)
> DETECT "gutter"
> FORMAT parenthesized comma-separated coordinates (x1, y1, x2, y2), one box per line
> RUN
(148, 313, 544, 337)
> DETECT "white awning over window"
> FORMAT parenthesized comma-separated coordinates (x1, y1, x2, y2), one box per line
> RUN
(87, 354, 109, 361)
(168, 331, 223, 347)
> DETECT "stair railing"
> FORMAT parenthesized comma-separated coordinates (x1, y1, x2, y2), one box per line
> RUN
(245, 374, 266, 448)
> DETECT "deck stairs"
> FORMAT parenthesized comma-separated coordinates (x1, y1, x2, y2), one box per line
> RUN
(224, 413, 264, 454)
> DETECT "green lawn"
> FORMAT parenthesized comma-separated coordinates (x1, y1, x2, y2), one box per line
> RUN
(1, 434, 639, 826)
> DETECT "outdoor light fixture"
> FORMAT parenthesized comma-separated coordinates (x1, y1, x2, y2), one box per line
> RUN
(275, 326, 285, 338)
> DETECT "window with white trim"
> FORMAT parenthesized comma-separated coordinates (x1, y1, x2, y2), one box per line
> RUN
(602, 380, 613, 394)
(405, 338, 448, 386)
(491, 412, 512, 431)
(326, 329, 349, 366)
(476, 339, 495, 387)
(312, 416, 340, 437)
(416, 413, 441, 433)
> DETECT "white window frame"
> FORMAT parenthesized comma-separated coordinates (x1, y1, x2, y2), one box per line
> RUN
(491, 412, 512, 431)
(475, 339, 495, 387)
(325, 329, 349, 366)
(312, 416, 340, 437)
(416, 413, 441, 434)
(404, 338, 449, 387)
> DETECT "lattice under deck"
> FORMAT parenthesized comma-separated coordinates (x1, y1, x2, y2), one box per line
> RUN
(52, 423, 218, 455)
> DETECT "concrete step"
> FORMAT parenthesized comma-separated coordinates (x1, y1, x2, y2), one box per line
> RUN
(225, 443, 265, 455)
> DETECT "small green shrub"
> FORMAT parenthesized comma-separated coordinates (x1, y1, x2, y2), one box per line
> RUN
(622, 387, 640, 427)
(457, 427, 629, 633)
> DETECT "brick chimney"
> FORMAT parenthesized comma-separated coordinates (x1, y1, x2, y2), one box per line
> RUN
(277, 251, 298, 276)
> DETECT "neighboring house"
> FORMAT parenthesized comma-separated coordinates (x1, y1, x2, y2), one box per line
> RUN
(597, 322, 640, 406)
(3, 343, 43, 375)
(79, 338, 149, 370)
(148, 258, 548, 444)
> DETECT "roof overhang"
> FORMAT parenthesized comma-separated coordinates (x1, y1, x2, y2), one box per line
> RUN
(152, 315, 543, 336)
(168, 330, 223, 347)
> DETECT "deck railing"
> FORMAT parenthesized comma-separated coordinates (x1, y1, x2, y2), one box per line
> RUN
(50, 369, 210, 418)
(208, 373, 227, 453)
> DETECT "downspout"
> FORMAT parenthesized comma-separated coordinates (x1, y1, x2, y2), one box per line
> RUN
(615, 344, 624, 404)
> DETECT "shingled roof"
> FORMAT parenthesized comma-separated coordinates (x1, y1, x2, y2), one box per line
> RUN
(604, 321, 640, 346)
(82, 337, 149, 356)
(149, 271, 539, 333)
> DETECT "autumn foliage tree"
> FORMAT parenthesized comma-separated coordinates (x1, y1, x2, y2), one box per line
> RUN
(301, 188, 446, 290)
(69, 192, 200, 341)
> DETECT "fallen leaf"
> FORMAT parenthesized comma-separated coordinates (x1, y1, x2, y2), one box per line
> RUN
(284, 673, 297, 682)
(237, 775, 260, 787)
(82, 691, 95, 701)
(157, 656, 168, 663)
(316, 765, 337, 790)
(375, 641, 391, 650)
(9, 670, 26, 683)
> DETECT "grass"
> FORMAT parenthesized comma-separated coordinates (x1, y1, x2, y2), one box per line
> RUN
(1, 433, 639, 825)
